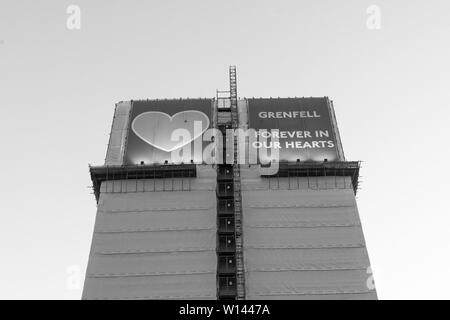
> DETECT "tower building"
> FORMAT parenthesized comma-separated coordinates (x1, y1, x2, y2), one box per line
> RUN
(83, 67, 377, 300)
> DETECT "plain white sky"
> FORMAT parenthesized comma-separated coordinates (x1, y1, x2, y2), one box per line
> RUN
(0, 0, 449, 299)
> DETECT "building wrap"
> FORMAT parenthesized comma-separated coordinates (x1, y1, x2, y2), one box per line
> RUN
(83, 75, 376, 300)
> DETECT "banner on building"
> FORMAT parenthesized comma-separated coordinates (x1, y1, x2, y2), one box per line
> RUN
(124, 99, 213, 165)
(247, 98, 340, 163)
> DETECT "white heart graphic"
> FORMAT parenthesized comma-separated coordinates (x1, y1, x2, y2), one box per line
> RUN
(131, 110, 210, 152)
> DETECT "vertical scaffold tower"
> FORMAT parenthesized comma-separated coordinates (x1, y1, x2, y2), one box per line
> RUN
(229, 66, 245, 300)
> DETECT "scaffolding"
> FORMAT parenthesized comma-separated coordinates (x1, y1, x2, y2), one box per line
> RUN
(214, 66, 246, 300)
(89, 164, 197, 202)
(229, 66, 246, 300)
(260, 161, 361, 194)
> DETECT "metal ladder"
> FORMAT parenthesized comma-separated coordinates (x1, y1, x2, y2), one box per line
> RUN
(229, 66, 245, 300)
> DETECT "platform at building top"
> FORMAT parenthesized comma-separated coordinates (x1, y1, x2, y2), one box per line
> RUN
(89, 161, 360, 202)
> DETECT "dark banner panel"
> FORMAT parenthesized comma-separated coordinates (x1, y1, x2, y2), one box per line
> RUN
(248, 98, 339, 163)
(124, 99, 212, 165)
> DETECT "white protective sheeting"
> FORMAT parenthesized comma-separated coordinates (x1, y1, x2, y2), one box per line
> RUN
(237, 99, 248, 129)
(83, 165, 217, 300)
(105, 101, 131, 166)
(84, 274, 215, 300)
(241, 167, 377, 300)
